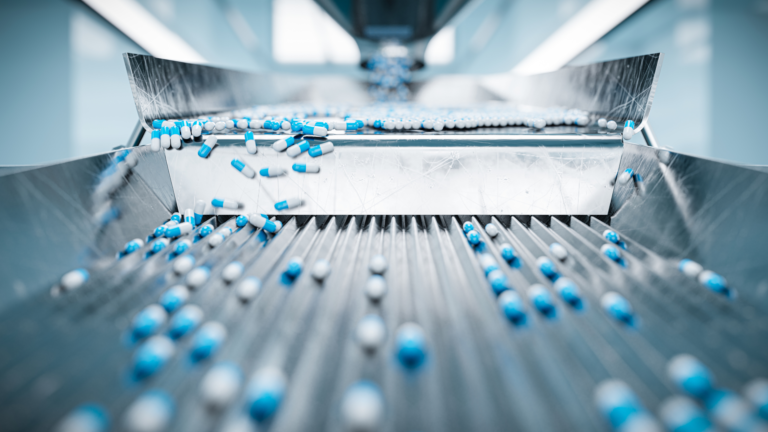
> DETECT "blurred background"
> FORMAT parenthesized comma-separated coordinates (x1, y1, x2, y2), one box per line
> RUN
(1, 0, 767, 166)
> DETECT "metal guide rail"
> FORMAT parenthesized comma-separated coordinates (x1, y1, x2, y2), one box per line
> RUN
(1, 214, 765, 432)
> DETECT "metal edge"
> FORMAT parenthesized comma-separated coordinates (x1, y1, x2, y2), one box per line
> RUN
(634, 52, 664, 134)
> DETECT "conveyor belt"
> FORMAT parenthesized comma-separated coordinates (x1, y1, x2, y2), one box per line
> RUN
(1, 214, 765, 432)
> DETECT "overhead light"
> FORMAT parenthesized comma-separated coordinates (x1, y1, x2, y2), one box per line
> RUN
(512, 0, 649, 75)
(82, 0, 206, 63)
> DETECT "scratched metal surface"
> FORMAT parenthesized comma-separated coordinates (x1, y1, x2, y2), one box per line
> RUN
(165, 135, 623, 216)
(1, 214, 766, 432)
(609, 143, 768, 313)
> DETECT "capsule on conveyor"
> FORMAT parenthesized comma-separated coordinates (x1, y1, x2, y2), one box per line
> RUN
(485, 223, 499, 238)
(171, 213, 181, 223)
(122, 238, 144, 256)
(271, 135, 296, 152)
(302, 124, 328, 136)
(149, 238, 170, 255)
(249, 118, 263, 129)
(204, 120, 215, 132)
(528, 284, 556, 317)
(212, 198, 240, 209)
(187, 267, 211, 289)
(173, 255, 195, 275)
(396, 323, 427, 369)
(60, 268, 89, 291)
(369, 254, 388, 274)
(600, 292, 634, 325)
(180, 121, 191, 140)
(208, 233, 226, 247)
(168, 304, 204, 339)
(236, 215, 248, 227)
(222, 261, 244, 283)
(366, 275, 387, 301)
(594, 380, 661, 432)
(487, 269, 509, 295)
(122, 390, 174, 432)
(498, 290, 526, 325)
(198, 136, 218, 158)
(603, 229, 620, 244)
(478, 253, 500, 275)
(55, 404, 110, 432)
(356, 314, 386, 351)
(667, 354, 714, 398)
(161, 127, 171, 149)
(160, 285, 189, 313)
(744, 379, 768, 420)
(152, 119, 165, 129)
(601, 244, 624, 265)
(193, 200, 206, 225)
(292, 163, 320, 173)
(308, 142, 334, 157)
(499, 243, 519, 267)
(658, 396, 712, 432)
(170, 126, 181, 149)
(132, 335, 175, 379)
(607, 120, 617, 130)
(697, 270, 733, 297)
(198, 225, 213, 238)
(231, 158, 256, 178)
(151, 130, 161, 151)
(131, 304, 168, 339)
(249, 214, 278, 233)
(237, 277, 261, 302)
(311, 259, 331, 281)
(705, 390, 765, 432)
(554, 277, 583, 309)
(618, 168, 634, 184)
(536, 257, 559, 281)
(598, 118, 607, 128)
(184, 209, 195, 227)
(215, 120, 226, 131)
(200, 362, 243, 410)
(623, 120, 636, 140)
(275, 198, 302, 211)
(236, 118, 249, 129)
(190, 321, 227, 361)
(550, 242, 568, 261)
(260, 167, 287, 178)
(247, 367, 287, 422)
(283, 257, 303, 281)
(463, 221, 474, 233)
(341, 381, 385, 431)
(191, 120, 203, 138)
(165, 222, 192, 238)
(466, 230, 480, 246)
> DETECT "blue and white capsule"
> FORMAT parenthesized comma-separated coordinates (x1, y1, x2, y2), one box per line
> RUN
(242, 131, 256, 155)
(462, 221, 474, 233)
(190, 321, 227, 361)
(259, 167, 287, 178)
(150, 130, 161, 152)
(165, 222, 192, 238)
(600, 291, 634, 325)
(235, 214, 249, 227)
(131, 304, 168, 339)
(122, 390, 175, 432)
(173, 239, 191, 255)
(191, 120, 203, 138)
(231, 158, 256, 179)
(237, 277, 261, 302)
(170, 126, 181, 149)
(184, 209, 195, 227)
(485, 223, 499, 238)
(180, 121, 191, 140)
(536, 256, 559, 280)
(396, 322, 427, 369)
(186, 266, 211, 289)
(744, 379, 768, 420)
(198, 135, 218, 158)
(594, 380, 658, 431)
(603, 229, 620, 244)
(55, 404, 110, 432)
(198, 225, 213, 238)
(249, 214, 278, 233)
(152, 119, 165, 129)
(246, 367, 287, 422)
(275, 197, 302, 211)
(150, 238, 170, 255)
(284, 257, 303, 280)
(618, 168, 634, 184)
(160, 285, 189, 313)
(550, 242, 568, 261)
(466, 230, 480, 245)
(601, 244, 622, 263)
(302, 124, 328, 137)
(286, 140, 310, 158)
(124, 238, 144, 255)
(698, 270, 732, 297)
(623, 120, 636, 140)
(211, 197, 240, 210)
(271, 136, 296, 152)
(194, 199, 205, 225)
(341, 381, 385, 431)
(236, 118, 249, 129)
(249, 118, 263, 129)
(308, 142, 334, 157)
(171, 213, 181, 223)
(528, 284, 556, 317)
(500, 243, 518, 264)
(478, 253, 500, 275)
(222, 261, 244, 283)
(659, 396, 713, 432)
(667, 354, 714, 398)
(498, 290, 527, 324)
(487, 269, 509, 295)
(292, 163, 320, 173)
(173, 254, 195, 275)
(704, 390, 763, 432)
(160, 126, 171, 149)
(132, 335, 175, 379)
(168, 304, 204, 339)
(554, 277, 583, 308)
(200, 362, 243, 409)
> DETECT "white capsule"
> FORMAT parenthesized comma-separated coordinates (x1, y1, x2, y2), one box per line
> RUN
(341, 381, 385, 432)
(236, 119, 249, 129)
(160, 133, 171, 149)
(208, 233, 225, 247)
(607, 120, 617, 130)
(222, 261, 244, 283)
(173, 255, 195, 275)
(123, 390, 174, 432)
(356, 314, 386, 351)
(365, 275, 387, 301)
(191, 122, 203, 137)
(236, 277, 261, 302)
(61, 269, 89, 291)
(311, 259, 331, 281)
(550, 242, 568, 261)
(215, 121, 226, 131)
(369, 255, 387, 274)
(485, 223, 499, 238)
(204, 121, 215, 131)
(597, 118, 607, 128)
(249, 119, 263, 129)
(187, 267, 211, 289)
(533, 118, 546, 129)
(200, 362, 243, 410)
(678, 259, 703, 278)
(433, 120, 444, 131)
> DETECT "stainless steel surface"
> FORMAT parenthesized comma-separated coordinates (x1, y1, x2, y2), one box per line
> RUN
(484, 53, 663, 131)
(641, 121, 659, 147)
(127, 120, 146, 147)
(0, 146, 175, 311)
(165, 135, 623, 215)
(2, 214, 766, 432)
(609, 142, 768, 312)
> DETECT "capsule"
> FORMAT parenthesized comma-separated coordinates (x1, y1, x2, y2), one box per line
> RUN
(187, 267, 211, 289)
(365, 275, 388, 302)
(601, 244, 622, 263)
(160, 285, 189, 313)
(168, 304, 204, 339)
(617, 168, 634, 185)
(607, 120, 618, 130)
(123, 390, 174, 432)
(165, 222, 192, 238)
(659, 396, 712, 432)
(248, 214, 278, 233)
(667, 354, 714, 398)
(528, 284, 556, 317)
(150, 238, 170, 255)
(191, 200, 205, 225)
(132, 335, 175, 379)
(705, 390, 763, 432)
(356, 314, 386, 351)
(341, 381, 385, 431)
(478, 253, 500, 275)
(55, 404, 110, 432)
(466, 230, 480, 245)
(275, 197, 302, 211)
(237, 277, 261, 302)
(190, 321, 227, 361)
(170, 126, 181, 149)
(308, 142, 334, 157)
(171, 213, 181, 223)
(150, 130, 161, 151)
(369, 254, 388, 274)
(550, 242, 568, 261)
(173, 255, 195, 275)
(600, 291, 634, 324)
(123, 238, 144, 255)
(310, 259, 331, 281)
(191, 120, 203, 138)
(184, 209, 196, 227)
(536, 256, 559, 280)
(198, 135, 218, 158)
(396, 323, 427, 369)
(271, 136, 296, 152)
(302, 124, 328, 136)
(598, 118, 607, 128)
(462, 221, 474, 233)
(744, 379, 768, 420)
(603, 229, 620, 244)
(215, 120, 226, 131)
(200, 362, 243, 410)
(199, 225, 213, 238)
(242, 131, 256, 155)
(284, 257, 303, 280)
(498, 290, 526, 324)
(211, 198, 240, 209)
(160, 126, 171, 149)
(204, 120, 215, 131)
(487, 269, 509, 295)
(60, 268, 90, 291)
(231, 158, 256, 179)
(233, 214, 247, 228)
(132, 304, 168, 339)
(259, 167, 287, 178)
(249, 118, 263, 129)
(485, 223, 499, 238)
(179, 121, 191, 140)
(292, 163, 320, 173)
(698, 270, 731, 297)
(594, 380, 659, 431)
(222, 261, 244, 283)
(623, 120, 635, 140)
(152, 119, 165, 129)
(554, 277, 582, 308)
(500, 243, 518, 263)
(246, 367, 287, 422)
(208, 233, 226, 247)
(286, 140, 310, 158)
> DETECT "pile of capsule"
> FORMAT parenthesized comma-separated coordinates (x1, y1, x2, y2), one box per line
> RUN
(595, 354, 768, 432)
